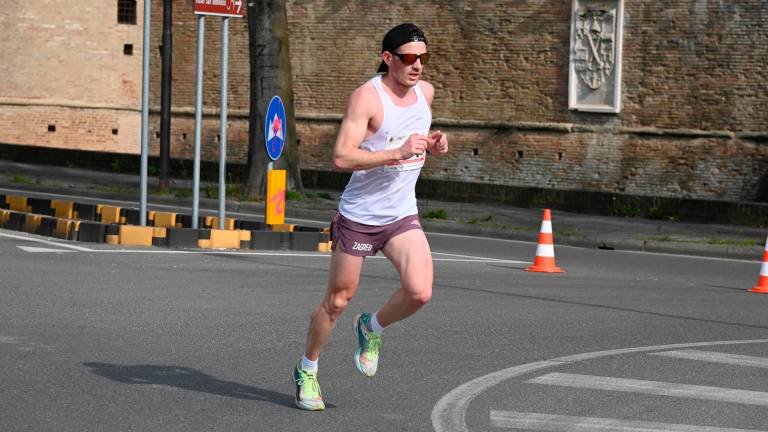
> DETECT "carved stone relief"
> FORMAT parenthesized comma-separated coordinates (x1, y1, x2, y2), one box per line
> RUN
(569, 0, 624, 113)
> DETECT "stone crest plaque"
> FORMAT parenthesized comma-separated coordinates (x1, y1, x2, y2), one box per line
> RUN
(568, 0, 624, 113)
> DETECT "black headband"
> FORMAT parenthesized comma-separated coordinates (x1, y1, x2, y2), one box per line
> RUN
(377, 23, 428, 73)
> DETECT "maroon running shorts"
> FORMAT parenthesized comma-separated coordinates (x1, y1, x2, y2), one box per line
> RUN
(330, 212, 423, 257)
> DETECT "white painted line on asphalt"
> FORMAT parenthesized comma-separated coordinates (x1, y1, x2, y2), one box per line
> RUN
(652, 349, 768, 369)
(490, 411, 767, 432)
(432, 251, 529, 264)
(428, 231, 533, 245)
(432, 339, 768, 432)
(528, 372, 768, 407)
(0, 232, 93, 251)
(17, 246, 74, 253)
(43, 248, 523, 263)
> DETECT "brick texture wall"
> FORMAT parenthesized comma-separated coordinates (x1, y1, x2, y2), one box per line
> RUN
(1, 1, 767, 201)
(0, 1, 143, 153)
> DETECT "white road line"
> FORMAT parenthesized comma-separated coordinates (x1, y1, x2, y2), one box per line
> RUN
(431, 339, 768, 432)
(0, 232, 93, 251)
(17, 246, 74, 253)
(528, 372, 768, 407)
(432, 251, 528, 264)
(651, 349, 768, 369)
(27, 248, 519, 263)
(490, 411, 767, 432)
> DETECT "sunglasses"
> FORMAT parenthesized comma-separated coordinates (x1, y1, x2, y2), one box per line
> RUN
(392, 52, 430, 66)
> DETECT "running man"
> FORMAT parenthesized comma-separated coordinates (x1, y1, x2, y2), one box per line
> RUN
(292, 23, 449, 411)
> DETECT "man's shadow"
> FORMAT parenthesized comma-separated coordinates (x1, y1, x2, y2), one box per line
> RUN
(83, 362, 326, 409)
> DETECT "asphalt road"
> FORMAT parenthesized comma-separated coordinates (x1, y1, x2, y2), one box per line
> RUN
(2, 228, 768, 432)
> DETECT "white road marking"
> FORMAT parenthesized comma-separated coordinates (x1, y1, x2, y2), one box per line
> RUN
(0, 232, 93, 251)
(529, 372, 768, 406)
(17, 246, 74, 253)
(431, 339, 768, 432)
(490, 411, 767, 432)
(432, 251, 528, 264)
(651, 349, 768, 369)
(3, 239, 520, 263)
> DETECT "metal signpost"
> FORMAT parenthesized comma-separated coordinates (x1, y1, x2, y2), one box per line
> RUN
(139, 0, 152, 226)
(192, 0, 244, 229)
(264, 96, 287, 226)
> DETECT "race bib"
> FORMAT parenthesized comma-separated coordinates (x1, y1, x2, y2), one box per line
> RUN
(384, 131, 427, 172)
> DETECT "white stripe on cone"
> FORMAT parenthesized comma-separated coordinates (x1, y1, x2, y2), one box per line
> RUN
(540, 221, 552, 233)
(760, 261, 768, 277)
(535, 244, 555, 258)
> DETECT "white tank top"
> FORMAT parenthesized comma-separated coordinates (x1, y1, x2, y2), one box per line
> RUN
(338, 75, 432, 225)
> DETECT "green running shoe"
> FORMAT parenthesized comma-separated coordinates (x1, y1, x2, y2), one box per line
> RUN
(292, 364, 325, 411)
(353, 313, 381, 377)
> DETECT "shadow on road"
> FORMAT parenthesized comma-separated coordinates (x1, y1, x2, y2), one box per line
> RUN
(83, 362, 314, 409)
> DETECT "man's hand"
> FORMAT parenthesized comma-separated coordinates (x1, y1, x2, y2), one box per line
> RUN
(398, 134, 429, 159)
(427, 130, 449, 154)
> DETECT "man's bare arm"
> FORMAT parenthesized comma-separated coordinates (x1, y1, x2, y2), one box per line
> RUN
(332, 87, 399, 171)
(332, 86, 428, 171)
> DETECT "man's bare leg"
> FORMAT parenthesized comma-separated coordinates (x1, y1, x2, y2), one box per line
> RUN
(376, 229, 434, 327)
(304, 249, 365, 361)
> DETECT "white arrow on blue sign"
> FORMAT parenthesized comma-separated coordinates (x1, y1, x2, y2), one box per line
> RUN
(265, 96, 287, 161)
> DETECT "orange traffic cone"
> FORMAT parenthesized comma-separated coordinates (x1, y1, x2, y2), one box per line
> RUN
(749, 236, 768, 293)
(525, 209, 564, 273)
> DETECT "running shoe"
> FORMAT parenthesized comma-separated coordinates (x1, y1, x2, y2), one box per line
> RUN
(292, 364, 325, 411)
(353, 313, 381, 377)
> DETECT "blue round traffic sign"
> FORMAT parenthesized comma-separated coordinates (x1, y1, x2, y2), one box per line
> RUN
(265, 96, 286, 161)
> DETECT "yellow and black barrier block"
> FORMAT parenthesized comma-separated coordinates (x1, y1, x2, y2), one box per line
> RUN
(0, 194, 7, 209)
(270, 223, 295, 233)
(4, 210, 25, 230)
(6, 195, 29, 212)
(236, 220, 266, 231)
(250, 231, 283, 250)
(239, 230, 251, 249)
(124, 208, 156, 226)
(27, 198, 54, 216)
(205, 216, 236, 230)
(118, 225, 153, 246)
(74, 203, 98, 221)
(51, 200, 75, 219)
(289, 232, 327, 252)
(22, 214, 43, 234)
(105, 224, 120, 245)
(77, 221, 107, 243)
(37, 216, 56, 237)
(0, 209, 10, 226)
(198, 229, 243, 249)
(152, 227, 167, 247)
(153, 212, 177, 228)
(54, 219, 80, 240)
(166, 227, 202, 248)
(177, 214, 205, 229)
(295, 226, 324, 233)
(99, 205, 125, 224)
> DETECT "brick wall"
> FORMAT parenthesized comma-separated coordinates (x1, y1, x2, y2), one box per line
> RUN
(0, 1, 143, 153)
(1, 1, 767, 201)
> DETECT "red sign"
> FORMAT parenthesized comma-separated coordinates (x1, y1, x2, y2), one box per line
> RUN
(194, 0, 244, 18)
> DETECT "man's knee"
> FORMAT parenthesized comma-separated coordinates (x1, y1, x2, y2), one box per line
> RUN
(408, 285, 432, 308)
(322, 290, 353, 319)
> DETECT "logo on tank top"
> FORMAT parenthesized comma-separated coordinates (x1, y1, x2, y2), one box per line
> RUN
(383, 131, 427, 172)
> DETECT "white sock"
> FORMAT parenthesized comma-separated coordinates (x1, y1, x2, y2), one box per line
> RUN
(369, 312, 385, 334)
(300, 354, 318, 372)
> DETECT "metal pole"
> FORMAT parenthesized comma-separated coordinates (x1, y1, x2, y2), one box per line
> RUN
(139, 0, 151, 226)
(192, 15, 205, 229)
(218, 17, 229, 230)
(159, 0, 172, 192)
